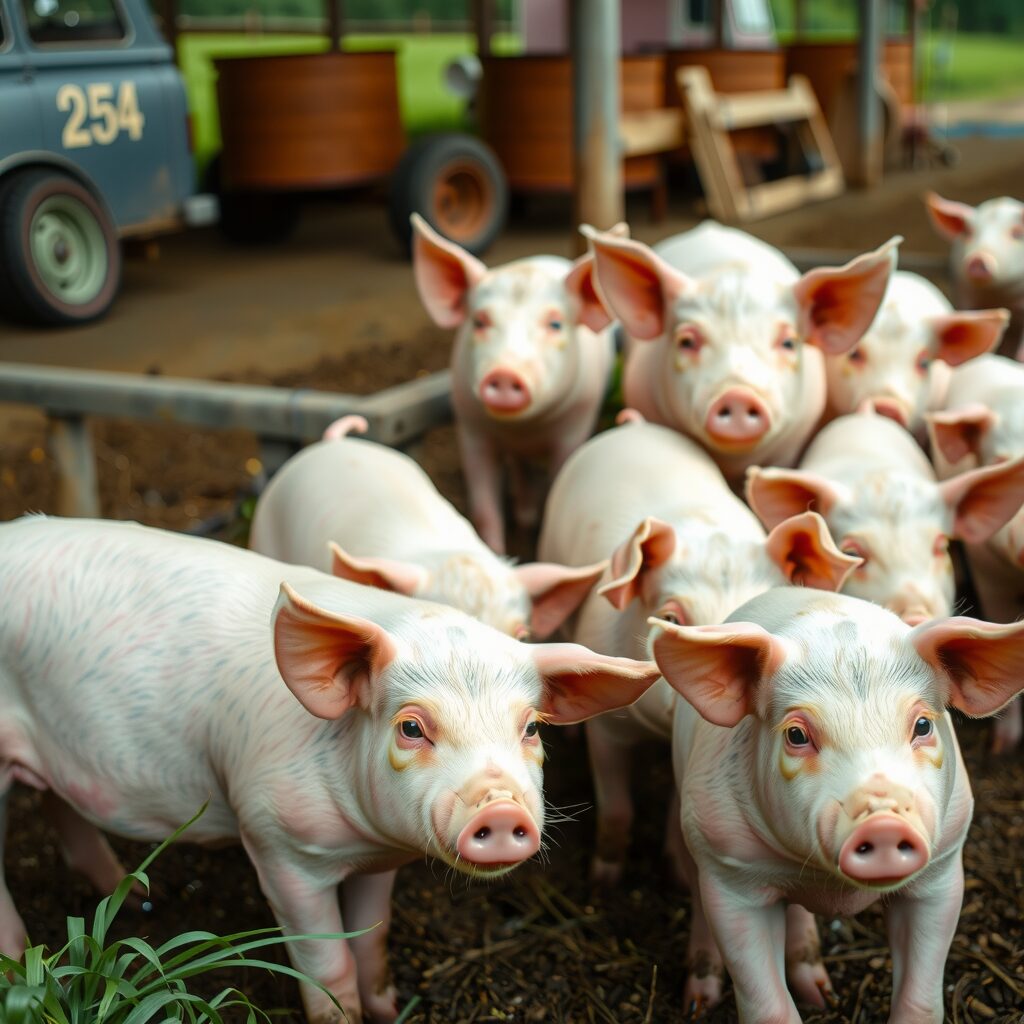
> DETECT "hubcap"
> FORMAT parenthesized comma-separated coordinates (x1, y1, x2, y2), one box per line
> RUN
(29, 195, 107, 305)
(432, 159, 493, 243)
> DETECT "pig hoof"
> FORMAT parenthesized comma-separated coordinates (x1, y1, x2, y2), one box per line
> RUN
(361, 986, 398, 1023)
(786, 960, 833, 1008)
(589, 857, 624, 888)
(683, 974, 722, 1016)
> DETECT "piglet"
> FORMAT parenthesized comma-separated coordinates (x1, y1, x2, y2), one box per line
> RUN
(537, 417, 857, 892)
(926, 192, 1024, 359)
(747, 409, 1024, 624)
(928, 353, 1024, 751)
(0, 516, 660, 1024)
(586, 221, 898, 488)
(411, 214, 615, 553)
(822, 270, 1007, 442)
(654, 586, 1024, 1022)
(250, 415, 604, 640)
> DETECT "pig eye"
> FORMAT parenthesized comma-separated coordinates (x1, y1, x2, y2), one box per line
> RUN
(916, 351, 932, 374)
(472, 311, 491, 331)
(848, 347, 865, 365)
(400, 720, 424, 740)
(913, 717, 933, 739)
(777, 336, 798, 351)
(547, 316, 564, 332)
(841, 540, 868, 564)
(785, 725, 810, 747)
(1011, 225, 1024, 241)
(675, 326, 702, 352)
(524, 721, 540, 739)
(933, 534, 950, 556)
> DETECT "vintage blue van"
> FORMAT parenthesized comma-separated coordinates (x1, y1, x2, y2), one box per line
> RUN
(0, 0, 207, 324)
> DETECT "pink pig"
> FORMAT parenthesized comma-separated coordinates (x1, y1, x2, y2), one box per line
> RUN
(0, 516, 659, 1024)
(654, 586, 1024, 1021)
(822, 270, 1007, 442)
(926, 192, 1024, 359)
(249, 415, 605, 640)
(747, 410, 1024, 625)
(537, 417, 858, 888)
(928, 353, 1024, 752)
(411, 214, 615, 553)
(586, 221, 898, 488)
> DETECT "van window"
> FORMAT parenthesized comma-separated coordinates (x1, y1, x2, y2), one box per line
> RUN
(22, 0, 126, 45)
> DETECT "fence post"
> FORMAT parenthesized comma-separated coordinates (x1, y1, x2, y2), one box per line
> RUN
(47, 415, 100, 518)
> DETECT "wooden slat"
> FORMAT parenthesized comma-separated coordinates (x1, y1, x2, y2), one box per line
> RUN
(620, 109, 685, 157)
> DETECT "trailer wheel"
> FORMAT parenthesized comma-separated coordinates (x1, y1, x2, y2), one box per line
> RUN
(390, 134, 507, 257)
(0, 169, 121, 326)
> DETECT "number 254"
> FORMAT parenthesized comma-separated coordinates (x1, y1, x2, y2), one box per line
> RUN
(57, 82, 145, 149)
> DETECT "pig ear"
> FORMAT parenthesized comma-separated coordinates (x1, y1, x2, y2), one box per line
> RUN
(926, 404, 996, 465)
(530, 643, 661, 724)
(514, 560, 608, 639)
(651, 619, 788, 727)
(597, 517, 677, 611)
(792, 237, 900, 355)
(329, 543, 428, 597)
(564, 254, 614, 332)
(939, 454, 1024, 544)
(273, 582, 398, 720)
(583, 229, 695, 341)
(927, 309, 1009, 365)
(765, 511, 862, 591)
(411, 212, 487, 328)
(911, 616, 1024, 717)
(925, 192, 976, 241)
(745, 466, 845, 531)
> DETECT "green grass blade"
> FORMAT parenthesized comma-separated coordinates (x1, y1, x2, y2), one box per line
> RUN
(394, 996, 422, 1024)
(22, 947, 44, 988)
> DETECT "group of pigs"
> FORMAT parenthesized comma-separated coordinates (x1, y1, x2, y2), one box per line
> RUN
(2, 192, 1024, 1024)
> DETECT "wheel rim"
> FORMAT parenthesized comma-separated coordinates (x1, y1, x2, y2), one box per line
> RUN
(29, 195, 108, 306)
(431, 159, 494, 243)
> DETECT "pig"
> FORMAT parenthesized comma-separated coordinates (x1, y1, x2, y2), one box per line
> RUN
(537, 416, 858, 892)
(746, 409, 1024, 625)
(0, 516, 660, 1024)
(821, 270, 1007, 442)
(411, 214, 616, 554)
(927, 353, 1024, 752)
(654, 587, 1024, 1021)
(249, 415, 605, 640)
(925, 192, 1024, 360)
(585, 221, 899, 488)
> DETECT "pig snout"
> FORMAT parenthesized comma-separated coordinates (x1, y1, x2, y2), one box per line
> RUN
(964, 252, 997, 282)
(838, 815, 929, 883)
(704, 388, 771, 447)
(867, 397, 911, 430)
(479, 369, 532, 415)
(889, 588, 942, 627)
(456, 799, 540, 866)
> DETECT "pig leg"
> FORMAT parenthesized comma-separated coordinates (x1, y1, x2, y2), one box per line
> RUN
(585, 720, 634, 886)
(677, 840, 725, 1014)
(341, 870, 398, 1023)
(508, 457, 545, 531)
(662, 789, 690, 889)
(884, 862, 964, 1024)
(0, 788, 27, 959)
(41, 791, 132, 896)
(783, 904, 833, 1007)
(456, 423, 506, 554)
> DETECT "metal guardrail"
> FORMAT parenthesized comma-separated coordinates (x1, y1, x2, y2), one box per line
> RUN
(0, 362, 453, 519)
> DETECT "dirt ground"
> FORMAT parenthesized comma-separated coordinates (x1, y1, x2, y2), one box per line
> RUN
(2, 135, 1024, 1023)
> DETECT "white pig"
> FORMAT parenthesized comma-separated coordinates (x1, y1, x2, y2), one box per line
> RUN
(746, 410, 1024, 624)
(926, 192, 1024, 359)
(411, 214, 615, 554)
(927, 353, 1024, 751)
(537, 417, 857, 903)
(654, 587, 1024, 1022)
(249, 415, 605, 640)
(586, 221, 898, 488)
(0, 516, 659, 1024)
(822, 270, 1007, 441)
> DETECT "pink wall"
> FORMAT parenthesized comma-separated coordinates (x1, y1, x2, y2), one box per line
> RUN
(522, 0, 669, 55)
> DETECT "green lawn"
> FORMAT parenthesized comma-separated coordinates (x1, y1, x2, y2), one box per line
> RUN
(920, 32, 1024, 102)
(177, 31, 520, 169)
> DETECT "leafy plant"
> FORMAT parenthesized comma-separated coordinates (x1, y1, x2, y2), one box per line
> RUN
(0, 804, 360, 1024)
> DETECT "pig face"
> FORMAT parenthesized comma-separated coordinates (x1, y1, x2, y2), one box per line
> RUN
(411, 214, 611, 421)
(748, 455, 1024, 623)
(587, 231, 898, 455)
(653, 591, 1024, 889)
(927, 193, 1024, 294)
(273, 584, 659, 877)
(597, 511, 858, 629)
(825, 295, 1007, 434)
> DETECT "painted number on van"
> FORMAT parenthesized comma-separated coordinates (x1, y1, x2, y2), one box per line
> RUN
(56, 82, 146, 149)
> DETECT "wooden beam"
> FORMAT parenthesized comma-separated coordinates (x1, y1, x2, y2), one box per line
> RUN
(160, 0, 178, 53)
(325, 0, 343, 51)
(471, 0, 494, 57)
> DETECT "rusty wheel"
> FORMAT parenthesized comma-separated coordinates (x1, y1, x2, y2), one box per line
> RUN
(390, 134, 507, 257)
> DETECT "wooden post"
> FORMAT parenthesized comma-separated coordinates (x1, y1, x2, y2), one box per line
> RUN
(325, 0, 343, 52)
(712, 0, 725, 49)
(471, 0, 494, 58)
(160, 0, 178, 54)
(794, 0, 806, 41)
(854, 0, 884, 186)
(48, 416, 100, 518)
(571, 0, 624, 255)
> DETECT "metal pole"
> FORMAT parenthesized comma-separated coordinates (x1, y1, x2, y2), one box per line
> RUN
(471, 0, 493, 58)
(48, 416, 100, 519)
(571, 0, 623, 255)
(855, 0, 884, 186)
(160, 0, 178, 55)
(325, 0, 342, 52)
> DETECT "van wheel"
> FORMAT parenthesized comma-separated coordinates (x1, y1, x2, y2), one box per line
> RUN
(0, 169, 121, 326)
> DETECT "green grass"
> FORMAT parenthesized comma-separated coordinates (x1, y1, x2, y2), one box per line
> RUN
(177, 31, 520, 169)
(920, 32, 1024, 102)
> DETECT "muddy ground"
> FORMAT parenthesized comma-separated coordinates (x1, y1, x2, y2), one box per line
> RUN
(2, 136, 1024, 1023)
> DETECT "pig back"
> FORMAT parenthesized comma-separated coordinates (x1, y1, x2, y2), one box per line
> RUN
(654, 221, 798, 283)
(944, 354, 1024, 410)
(800, 412, 935, 481)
